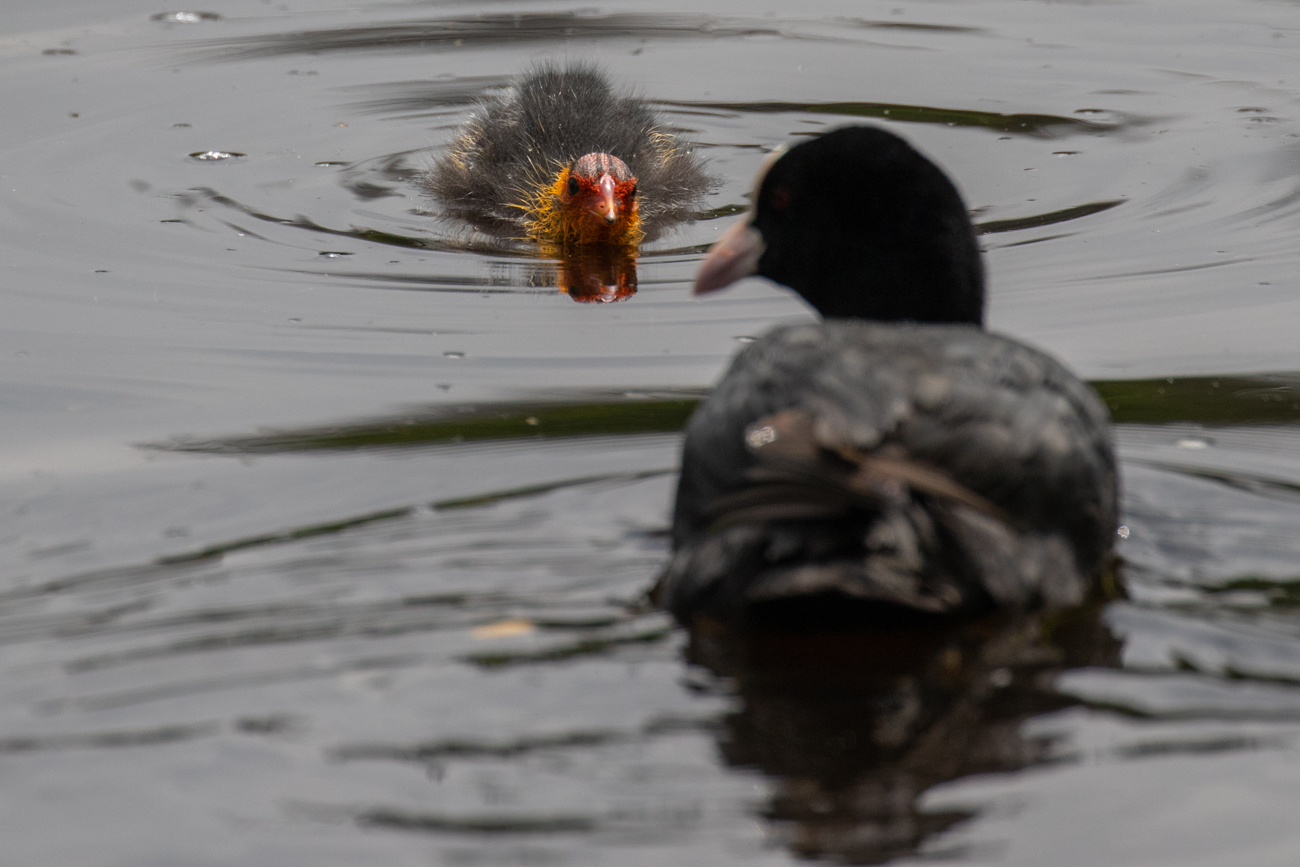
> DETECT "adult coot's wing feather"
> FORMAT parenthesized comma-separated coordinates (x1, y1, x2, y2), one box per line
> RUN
(663, 321, 1117, 622)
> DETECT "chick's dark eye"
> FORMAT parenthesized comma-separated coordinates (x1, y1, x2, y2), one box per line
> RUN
(629, 184, 637, 199)
(566, 176, 580, 196)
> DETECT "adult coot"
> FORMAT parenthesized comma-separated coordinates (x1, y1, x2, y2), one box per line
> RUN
(426, 64, 710, 248)
(661, 126, 1118, 628)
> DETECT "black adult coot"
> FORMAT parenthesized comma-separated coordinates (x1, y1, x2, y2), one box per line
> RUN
(661, 126, 1118, 628)
(426, 64, 710, 248)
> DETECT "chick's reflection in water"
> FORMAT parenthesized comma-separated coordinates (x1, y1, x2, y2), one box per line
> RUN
(555, 245, 637, 303)
(688, 601, 1121, 863)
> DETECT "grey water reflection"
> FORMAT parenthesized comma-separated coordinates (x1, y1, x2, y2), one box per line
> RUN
(180, 183, 642, 300)
(665, 99, 1135, 138)
(139, 372, 1300, 455)
(185, 12, 799, 63)
(688, 601, 1121, 863)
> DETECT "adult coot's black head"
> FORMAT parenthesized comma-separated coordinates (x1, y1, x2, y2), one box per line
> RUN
(696, 127, 985, 325)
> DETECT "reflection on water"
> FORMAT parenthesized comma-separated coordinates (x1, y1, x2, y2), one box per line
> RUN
(183, 184, 642, 301)
(186, 12, 795, 63)
(668, 99, 1135, 138)
(689, 600, 1120, 863)
(554, 246, 639, 303)
(145, 372, 1300, 455)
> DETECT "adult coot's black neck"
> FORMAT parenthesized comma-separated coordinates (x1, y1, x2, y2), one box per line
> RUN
(697, 126, 985, 326)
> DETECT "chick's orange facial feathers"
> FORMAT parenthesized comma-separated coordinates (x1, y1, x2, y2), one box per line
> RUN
(567, 152, 638, 224)
(528, 152, 641, 247)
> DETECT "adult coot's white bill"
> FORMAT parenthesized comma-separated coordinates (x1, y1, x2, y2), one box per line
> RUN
(662, 126, 1118, 628)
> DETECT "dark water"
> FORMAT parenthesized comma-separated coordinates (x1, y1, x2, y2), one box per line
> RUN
(4, 0, 1300, 863)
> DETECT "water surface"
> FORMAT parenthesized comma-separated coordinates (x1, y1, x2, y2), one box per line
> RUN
(4, 0, 1300, 863)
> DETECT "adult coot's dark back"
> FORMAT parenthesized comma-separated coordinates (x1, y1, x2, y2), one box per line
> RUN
(426, 64, 710, 248)
(662, 126, 1118, 628)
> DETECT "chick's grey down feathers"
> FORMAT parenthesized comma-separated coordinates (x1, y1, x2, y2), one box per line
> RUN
(427, 64, 709, 239)
(664, 322, 1118, 621)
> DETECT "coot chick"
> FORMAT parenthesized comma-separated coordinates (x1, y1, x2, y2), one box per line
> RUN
(426, 64, 710, 248)
(662, 126, 1118, 628)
